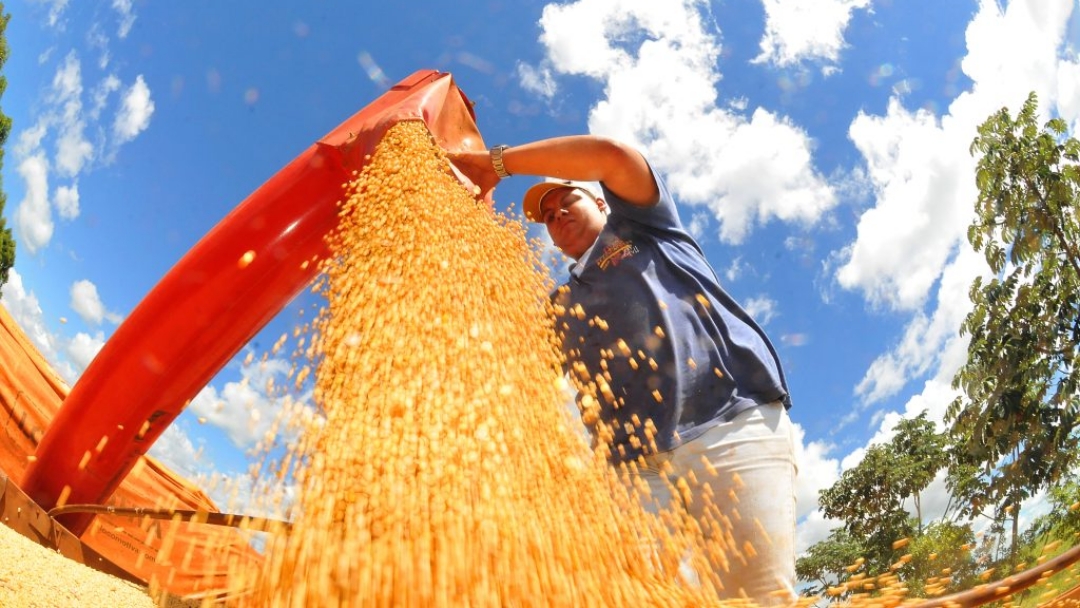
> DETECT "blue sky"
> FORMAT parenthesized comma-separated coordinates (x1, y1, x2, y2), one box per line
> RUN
(2, 0, 1078, 554)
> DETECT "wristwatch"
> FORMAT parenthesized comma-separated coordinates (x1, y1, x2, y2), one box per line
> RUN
(490, 145, 511, 178)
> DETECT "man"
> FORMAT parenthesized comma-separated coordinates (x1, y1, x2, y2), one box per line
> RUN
(450, 136, 797, 604)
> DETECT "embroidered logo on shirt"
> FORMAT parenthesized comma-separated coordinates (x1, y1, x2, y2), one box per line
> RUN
(597, 238, 639, 270)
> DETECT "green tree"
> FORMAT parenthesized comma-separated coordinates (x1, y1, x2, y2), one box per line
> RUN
(904, 520, 978, 598)
(0, 4, 15, 291)
(947, 91, 1080, 558)
(890, 412, 950, 530)
(818, 443, 915, 566)
(814, 412, 948, 580)
(795, 527, 867, 599)
(1025, 474, 1080, 543)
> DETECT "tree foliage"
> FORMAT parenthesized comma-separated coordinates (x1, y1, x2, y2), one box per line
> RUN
(1025, 474, 1080, 543)
(0, 3, 14, 291)
(813, 412, 949, 583)
(795, 528, 867, 598)
(889, 413, 950, 528)
(818, 412, 946, 538)
(947, 91, 1080, 555)
(904, 520, 978, 597)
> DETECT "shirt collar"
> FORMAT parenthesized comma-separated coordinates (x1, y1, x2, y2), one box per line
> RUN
(569, 235, 601, 279)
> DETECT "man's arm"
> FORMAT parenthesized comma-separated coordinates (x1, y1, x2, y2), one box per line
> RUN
(447, 136, 659, 208)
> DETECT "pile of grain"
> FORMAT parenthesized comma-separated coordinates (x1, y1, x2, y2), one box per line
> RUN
(0, 521, 190, 607)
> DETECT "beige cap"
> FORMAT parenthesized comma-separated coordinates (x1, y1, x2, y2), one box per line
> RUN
(521, 181, 597, 223)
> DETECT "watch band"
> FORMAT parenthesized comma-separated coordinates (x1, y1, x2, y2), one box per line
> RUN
(490, 145, 511, 178)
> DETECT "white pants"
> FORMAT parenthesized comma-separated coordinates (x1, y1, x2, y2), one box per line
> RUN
(637, 402, 797, 605)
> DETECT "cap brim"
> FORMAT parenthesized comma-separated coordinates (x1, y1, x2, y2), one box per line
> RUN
(522, 181, 576, 223)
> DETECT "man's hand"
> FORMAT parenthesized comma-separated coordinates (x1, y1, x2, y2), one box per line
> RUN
(446, 148, 501, 202)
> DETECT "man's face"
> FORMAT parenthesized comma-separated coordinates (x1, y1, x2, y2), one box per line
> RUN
(539, 188, 607, 260)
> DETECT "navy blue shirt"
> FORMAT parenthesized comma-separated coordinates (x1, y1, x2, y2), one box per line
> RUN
(552, 171, 791, 463)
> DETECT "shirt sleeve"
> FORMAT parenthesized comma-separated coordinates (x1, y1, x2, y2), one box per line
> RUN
(599, 165, 683, 231)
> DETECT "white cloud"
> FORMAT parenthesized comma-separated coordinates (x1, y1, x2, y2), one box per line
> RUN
(853, 247, 983, 405)
(0, 269, 77, 383)
(65, 330, 105, 373)
(90, 74, 121, 120)
(1, 270, 62, 365)
(862, 377, 962, 453)
(836, 100, 975, 311)
(792, 423, 843, 552)
(51, 52, 93, 177)
(961, 0, 1079, 123)
(853, 350, 909, 407)
(516, 62, 558, 98)
(54, 183, 80, 220)
(148, 422, 206, 482)
(724, 256, 744, 283)
(537, 0, 641, 79)
(87, 22, 111, 70)
(14, 154, 54, 253)
(1060, 61, 1080, 132)
(69, 279, 104, 324)
(655, 108, 836, 243)
(743, 295, 778, 326)
(14, 120, 48, 157)
(531, 0, 837, 244)
(837, 0, 1079, 413)
(796, 509, 844, 557)
(55, 117, 93, 177)
(753, 0, 873, 69)
(11, 14, 154, 253)
(0, 271, 123, 383)
(12, 53, 92, 253)
(34, 0, 70, 29)
(181, 371, 314, 520)
(188, 355, 315, 448)
(685, 210, 711, 241)
(112, 0, 136, 38)
(839, 445, 867, 472)
(147, 423, 296, 519)
(69, 278, 122, 325)
(113, 75, 154, 143)
(196, 466, 299, 521)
